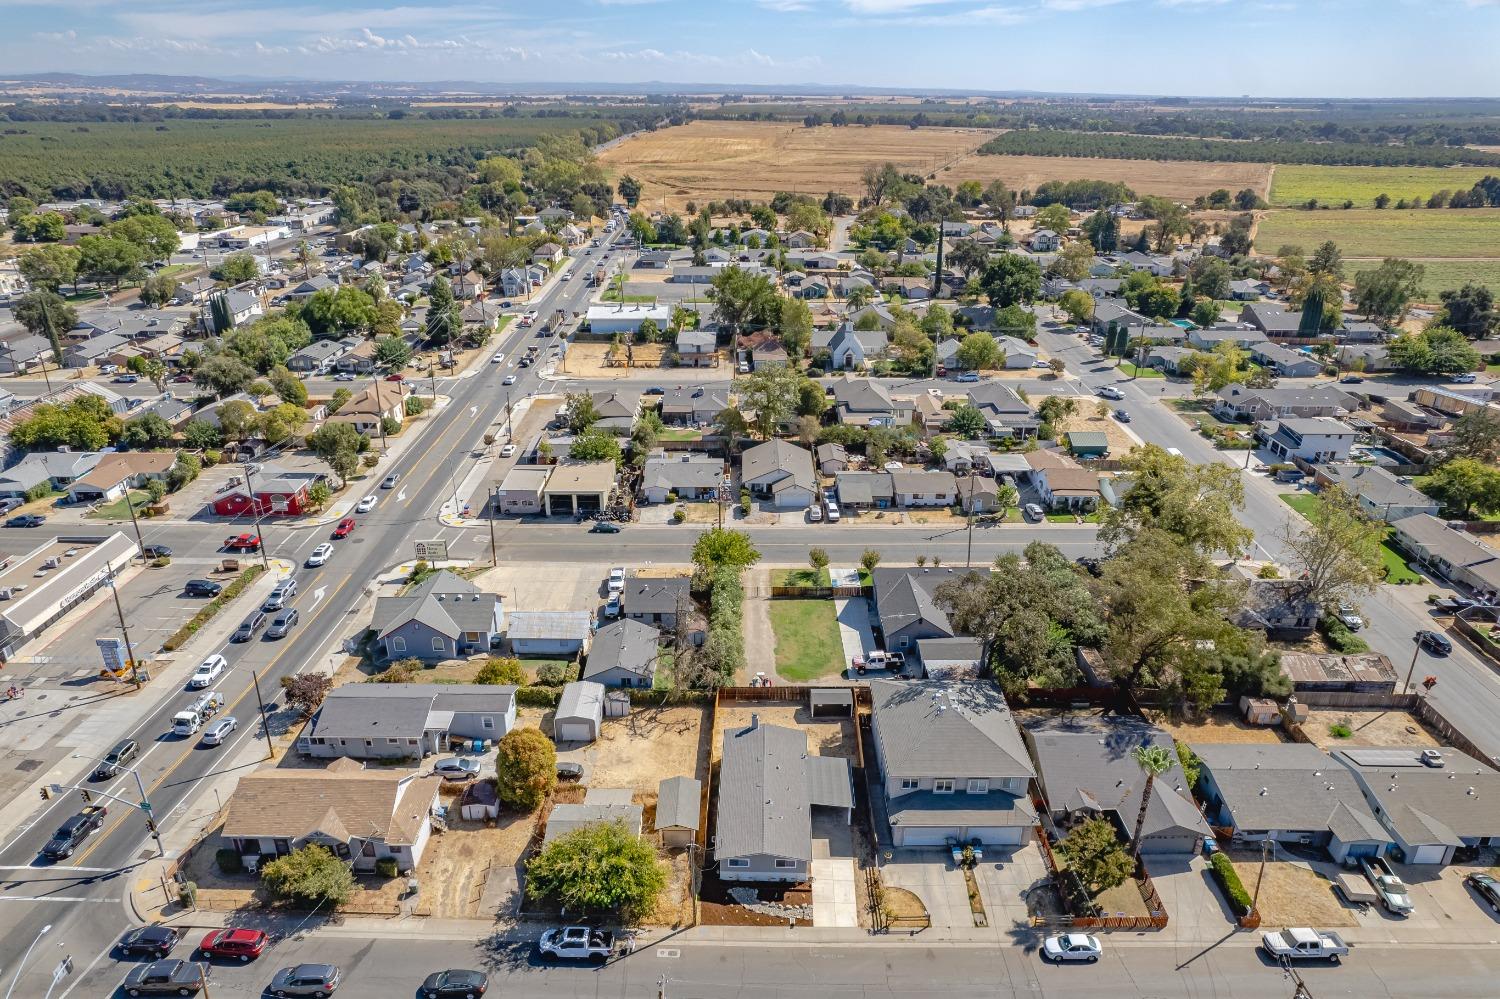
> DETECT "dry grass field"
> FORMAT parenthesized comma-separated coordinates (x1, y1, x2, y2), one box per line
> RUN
(599, 120, 989, 211)
(936, 154, 1274, 203)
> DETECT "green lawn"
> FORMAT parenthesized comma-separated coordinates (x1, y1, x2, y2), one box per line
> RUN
(87, 490, 151, 520)
(1278, 493, 1318, 518)
(658, 428, 704, 442)
(768, 599, 845, 682)
(857, 567, 873, 588)
(1254, 208, 1500, 260)
(600, 290, 657, 303)
(1046, 511, 1101, 523)
(155, 263, 196, 280)
(772, 567, 832, 588)
(1269, 165, 1499, 208)
(1118, 362, 1163, 379)
(1380, 539, 1424, 584)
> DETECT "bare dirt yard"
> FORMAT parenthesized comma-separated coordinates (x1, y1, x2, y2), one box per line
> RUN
(713, 702, 858, 763)
(559, 341, 673, 377)
(935, 154, 1274, 204)
(1148, 709, 1286, 745)
(599, 120, 990, 212)
(1228, 853, 1356, 928)
(588, 705, 710, 793)
(1299, 708, 1439, 752)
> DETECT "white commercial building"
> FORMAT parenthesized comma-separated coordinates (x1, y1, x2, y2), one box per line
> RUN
(0, 533, 138, 660)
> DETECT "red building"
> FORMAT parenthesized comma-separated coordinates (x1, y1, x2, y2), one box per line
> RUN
(210, 472, 316, 517)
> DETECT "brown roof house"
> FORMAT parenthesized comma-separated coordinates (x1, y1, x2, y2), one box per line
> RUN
(328, 381, 407, 436)
(66, 451, 177, 503)
(221, 758, 440, 873)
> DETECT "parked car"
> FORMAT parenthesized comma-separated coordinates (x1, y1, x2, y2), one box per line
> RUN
(120, 958, 210, 996)
(1453, 373, 1478, 383)
(232, 611, 267, 642)
(332, 517, 356, 539)
(1261, 927, 1348, 962)
(556, 761, 584, 782)
(385, 373, 405, 382)
(500, 444, 516, 458)
(113, 373, 140, 383)
(1336, 605, 1365, 630)
(43, 806, 107, 859)
(825, 499, 840, 523)
(334, 372, 356, 382)
(141, 544, 173, 558)
(807, 503, 823, 522)
(184, 579, 222, 598)
(267, 608, 300, 639)
(1097, 385, 1125, 400)
(201, 716, 238, 746)
(604, 594, 622, 618)
(589, 521, 621, 534)
(117, 925, 181, 960)
(356, 495, 377, 513)
(95, 738, 140, 779)
(1042, 933, 1102, 963)
(306, 543, 333, 567)
(1416, 629, 1453, 655)
(432, 757, 482, 781)
(1433, 596, 1478, 614)
(6, 514, 46, 527)
(1464, 872, 1500, 911)
(538, 926, 614, 963)
(644, 386, 665, 395)
(1024, 503, 1046, 521)
(190, 654, 228, 689)
(382, 473, 400, 489)
(420, 970, 488, 999)
(954, 371, 980, 383)
(267, 963, 341, 997)
(198, 928, 268, 962)
(1362, 856, 1415, 915)
(608, 567, 626, 593)
(1340, 375, 1364, 384)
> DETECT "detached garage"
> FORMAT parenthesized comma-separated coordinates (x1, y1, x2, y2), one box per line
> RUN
(554, 681, 604, 743)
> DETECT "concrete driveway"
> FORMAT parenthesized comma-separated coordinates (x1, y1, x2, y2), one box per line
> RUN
(1145, 854, 1239, 943)
(973, 842, 1052, 931)
(881, 850, 972, 929)
(811, 811, 859, 927)
(834, 594, 876, 672)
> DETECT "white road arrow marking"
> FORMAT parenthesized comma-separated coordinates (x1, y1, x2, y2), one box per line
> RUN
(397, 488, 407, 503)
(310, 586, 327, 608)
(470, 405, 478, 417)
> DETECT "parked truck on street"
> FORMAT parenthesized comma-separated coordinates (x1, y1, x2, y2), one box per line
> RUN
(1261, 927, 1349, 962)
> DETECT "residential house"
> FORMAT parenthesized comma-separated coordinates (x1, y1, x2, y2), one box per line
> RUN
(220, 288, 264, 329)
(1381, 398, 1442, 433)
(641, 451, 722, 504)
(0, 334, 53, 374)
(1193, 743, 1392, 864)
(1077, 278, 1123, 300)
(622, 574, 692, 631)
(287, 275, 338, 300)
(1337, 344, 1391, 372)
(1390, 514, 1500, 599)
(1139, 345, 1199, 375)
(1090, 302, 1149, 339)
(1023, 716, 1210, 855)
(795, 276, 833, 300)
(495, 465, 549, 516)
(1238, 302, 1304, 337)
(943, 441, 992, 475)
(371, 570, 503, 663)
(1279, 651, 1398, 695)
(1033, 464, 1103, 512)
(222, 758, 440, 872)
(1313, 464, 1440, 522)
(1333, 746, 1500, 865)
(1258, 417, 1358, 463)
(872, 566, 989, 650)
(509, 611, 592, 657)
(815, 442, 849, 476)
(1229, 279, 1269, 300)
(300, 685, 517, 761)
(715, 717, 852, 882)
(833, 470, 895, 511)
(1028, 229, 1062, 252)
(532, 242, 565, 266)
(586, 304, 672, 336)
(814, 323, 888, 370)
(450, 271, 483, 301)
(1252, 343, 1323, 378)
(675, 330, 718, 368)
(882, 276, 932, 301)
(0, 451, 104, 499)
(870, 680, 1036, 848)
(635, 250, 673, 269)
(994, 336, 1039, 369)
(587, 389, 642, 436)
(1065, 431, 1110, 459)
(912, 392, 948, 436)
(965, 384, 1039, 439)
(1225, 565, 1319, 638)
(461, 301, 498, 330)
(784, 230, 818, 249)
(659, 386, 726, 427)
(65, 452, 176, 503)
(1189, 326, 1269, 351)
(582, 619, 659, 688)
(328, 381, 407, 436)
(831, 376, 913, 427)
(541, 461, 616, 517)
(1215, 385, 1357, 423)
(845, 303, 897, 332)
(63, 331, 131, 368)
(499, 268, 533, 299)
(538, 206, 574, 223)
(890, 469, 958, 508)
(740, 440, 817, 509)
(335, 339, 379, 374)
(286, 338, 354, 374)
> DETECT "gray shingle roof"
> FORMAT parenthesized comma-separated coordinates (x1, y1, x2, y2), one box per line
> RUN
(1193, 743, 1385, 840)
(870, 680, 1032, 779)
(1334, 747, 1500, 844)
(741, 439, 815, 492)
(872, 567, 988, 640)
(1318, 464, 1434, 510)
(507, 610, 592, 641)
(887, 789, 1035, 829)
(309, 684, 515, 742)
(372, 571, 498, 641)
(622, 575, 690, 616)
(715, 721, 850, 862)
(642, 452, 722, 492)
(583, 619, 659, 682)
(656, 776, 701, 831)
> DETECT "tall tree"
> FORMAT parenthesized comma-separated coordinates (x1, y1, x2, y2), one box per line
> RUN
(18, 244, 80, 293)
(1277, 485, 1385, 609)
(1098, 444, 1252, 558)
(738, 362, 801, 439)
(1418, 458, 1500, 519)
(426, 277, 461, 346)
(1439, 283, 1499, 340)
(1353, 258, 1425, 324)
(979, 254, 1042, 308)
(1129, 745, 1174, 859)
(14, 290, 76, 366)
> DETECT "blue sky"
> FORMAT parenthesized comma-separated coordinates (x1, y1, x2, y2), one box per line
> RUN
(2, 0, 1498, 97)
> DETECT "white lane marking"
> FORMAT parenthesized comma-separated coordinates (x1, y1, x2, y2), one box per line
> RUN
(310, 586, 327, 608)
(0, 865, 114, 872)
(396, 488, 407, 503)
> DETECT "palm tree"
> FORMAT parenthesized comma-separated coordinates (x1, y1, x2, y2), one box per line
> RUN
(1129, 745, 1174, 860)
(296, 240, 312, 280)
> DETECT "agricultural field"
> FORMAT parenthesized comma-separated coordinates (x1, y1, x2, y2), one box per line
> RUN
(1269, 165, 1499, 207)
(0, 114, 634, 200)
(1346, 258, 1500, 298)
(936, 153, 1272, 203)
(1254, 208, 1500, 259)
(598, 120, 989, 211)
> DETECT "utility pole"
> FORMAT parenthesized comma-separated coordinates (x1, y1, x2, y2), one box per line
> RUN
(123, 487, 147, 554)
(1402, 643, 1424, 695)
(371, 373, 389, 453)
(241, 462, 271, 571)
(964, 474, 976, 568)
(932, 223, 945, 301)
(106, 567, 143, 692)
(1250, 837, 1271, 917)
(488, 487, 499, 567)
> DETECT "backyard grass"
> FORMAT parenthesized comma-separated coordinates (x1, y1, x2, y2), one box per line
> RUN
(768, 599, 845, 682)
(857, 567, 873, 588)
(1380, 538, 1423, 584)
(658, 428, 705, 442)
(1268, 165, 1499, 208)
(1117, 362, 1163, 378)
(772, 567, 832, 588)
(1045, 511, 1100, 523)
(87, 489, 151, 520)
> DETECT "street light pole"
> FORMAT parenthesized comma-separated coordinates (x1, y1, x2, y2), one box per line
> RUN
(251, 668, 274, 761)
(127, 764, 167, 858)
(4, 923, 52, 999)
(488, 487, 499, 567)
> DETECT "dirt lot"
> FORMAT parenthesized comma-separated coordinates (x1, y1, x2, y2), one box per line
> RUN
(1299, 709, 1439, 752)
(1228, 853, 1356, 928)
(587, 705, 710, 793)
(560, 341, 683, 377)
(1149, 709, 1286, 745)
(934, 154, 1274, 204)
(599, 120, 990, 212)
(713, 702, 858, 763)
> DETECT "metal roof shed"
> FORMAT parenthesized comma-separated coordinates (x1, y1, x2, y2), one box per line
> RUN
(809, 687, 854, 717)
(554, 681, 605, 743)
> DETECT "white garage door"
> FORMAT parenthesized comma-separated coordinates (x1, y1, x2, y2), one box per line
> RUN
(897, 827, 960, 847)
(1407, 843, 1450, 865)
(555, 722, 594, 743)
(965, 826, 1026, 846)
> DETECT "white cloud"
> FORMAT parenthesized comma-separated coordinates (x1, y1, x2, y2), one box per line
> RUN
(1042, 0, 1127, 9)
(756, 0, 813, 10)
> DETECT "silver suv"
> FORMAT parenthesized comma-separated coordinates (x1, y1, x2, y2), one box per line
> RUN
(268, 963, 341, 996)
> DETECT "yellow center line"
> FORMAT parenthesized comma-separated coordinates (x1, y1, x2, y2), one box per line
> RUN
(68, 573, 358, 866)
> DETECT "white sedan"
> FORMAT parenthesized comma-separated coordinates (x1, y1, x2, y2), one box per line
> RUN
(502, 374, 517, 386)
(500, 444, 517, 458)
(491, 352, 506, 364)
(356, 495, 377, 513)
(306, 543, 334, 567)
(1042, 933, 1102, 963)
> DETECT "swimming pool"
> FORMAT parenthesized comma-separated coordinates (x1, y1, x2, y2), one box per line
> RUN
(1169, 319, 1194, 329)
(1353, 445, 1409, 465)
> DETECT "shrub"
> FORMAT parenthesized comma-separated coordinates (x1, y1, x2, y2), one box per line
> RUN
(405, 395, 426, 417)
(476, 657, 526, 685)
(671, 509, 686, 523)
(215, 849, 244, 875)
(178, 881, 198, 909)
(526, 819, 667, 920)
(374, 857, 400, 878)
(534, 661, 578, 686)
(1256, 564, 1281, 579)
(1320, 616, 1369, 654)
(495, 727, 556, 810)
(515, 686, 562, 707)
(362, 453, 379, 468)
(203, 450, 221, 466)
(1209, 852, 1253, 915)
(261, 845, 354, 909)
(1329, 722, 1354, 739)
(281, 673, 333, 717)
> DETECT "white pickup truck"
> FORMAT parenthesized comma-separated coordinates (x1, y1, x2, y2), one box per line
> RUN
(1261, 927, 1349, 963)
(1361, 857, 1415, 915)
(538, 926, 615, 963)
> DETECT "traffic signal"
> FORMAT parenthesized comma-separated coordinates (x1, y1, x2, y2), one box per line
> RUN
(145, 818, 158, 834)
(79, 789, 92, 804)
(40, 787, 50, 801)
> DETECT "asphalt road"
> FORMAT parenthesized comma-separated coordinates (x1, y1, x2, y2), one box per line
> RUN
(0, 227, 629, 997)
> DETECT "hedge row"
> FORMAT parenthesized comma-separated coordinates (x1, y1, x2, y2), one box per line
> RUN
(162, 565, 266, 651)
(1209, 852, 1253, 915)
(514, 684, 713, 709)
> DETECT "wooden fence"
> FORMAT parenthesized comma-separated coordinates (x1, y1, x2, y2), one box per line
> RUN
(1032, 824, 1168, 931)
(769, 585, 868, 599)
(1288, 690, 1419, 710)
(717, 684, 872, 706)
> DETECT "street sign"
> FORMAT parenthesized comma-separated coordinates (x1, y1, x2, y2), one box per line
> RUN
(97, 637, 129, 673)
(414, 539, 449, 562)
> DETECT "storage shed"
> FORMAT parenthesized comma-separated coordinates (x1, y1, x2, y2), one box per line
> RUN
(554, 681, 605, 743)
(809, 687, 854, 718)
(458, 779, 499, 821)
(655, 776, 701, 849)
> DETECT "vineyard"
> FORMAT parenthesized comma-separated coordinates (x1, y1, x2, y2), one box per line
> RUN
(0, 115, 638, 201)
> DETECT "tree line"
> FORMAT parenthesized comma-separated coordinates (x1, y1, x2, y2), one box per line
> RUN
(978, 130, 1500, 168)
